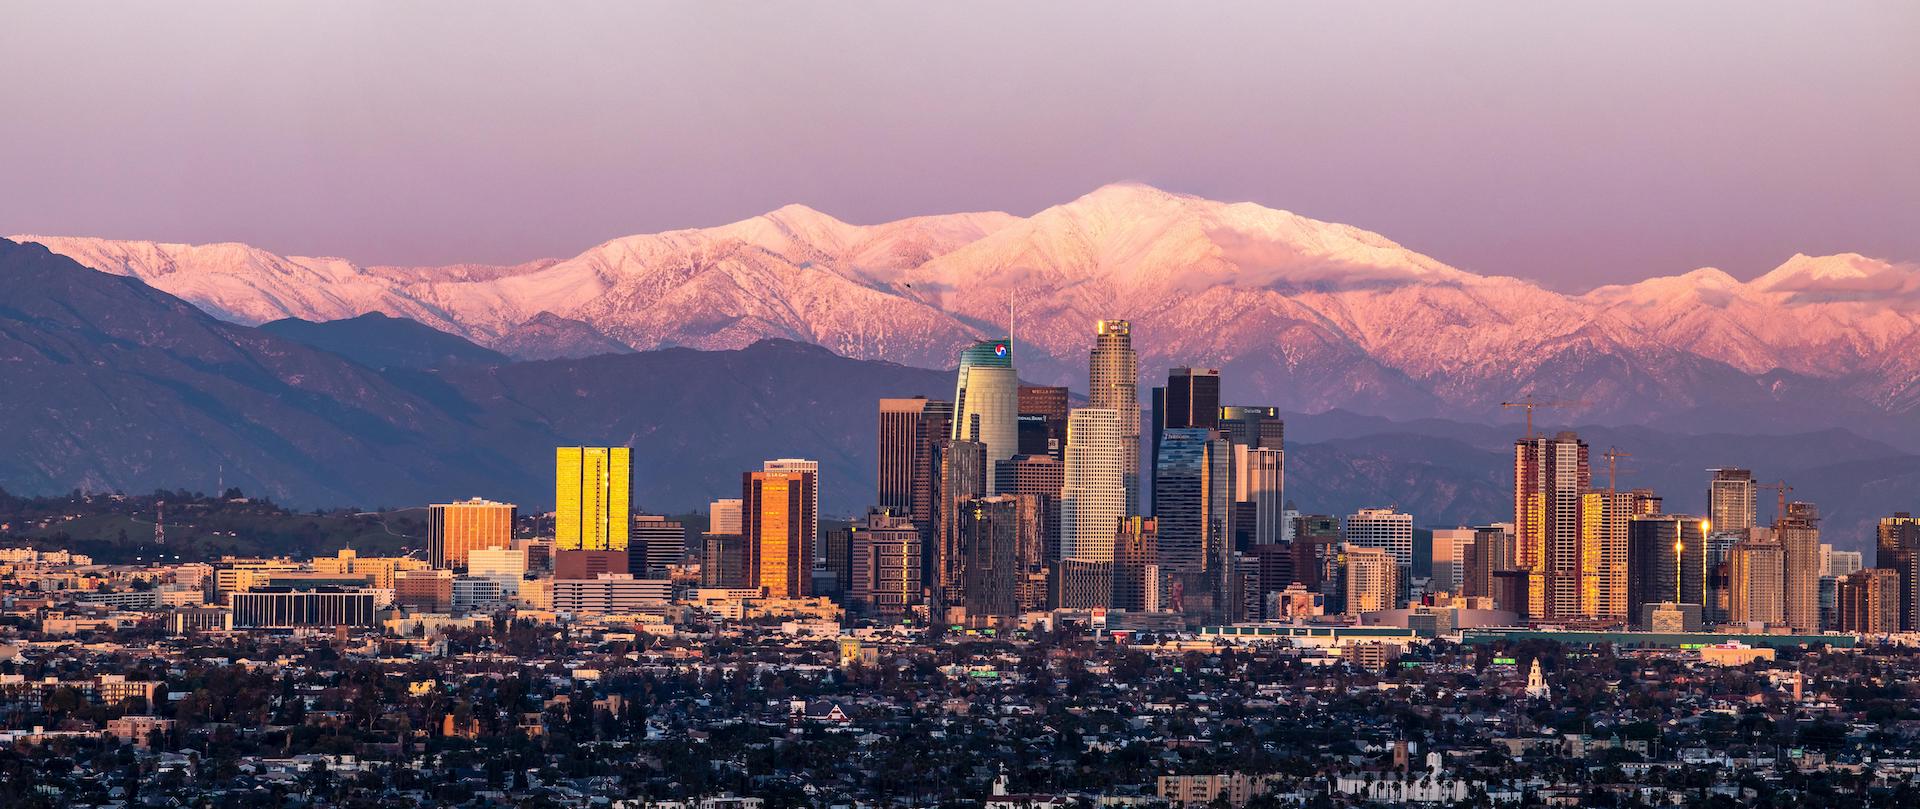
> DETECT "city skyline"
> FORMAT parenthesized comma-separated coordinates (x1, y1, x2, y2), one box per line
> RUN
(0, 259, 1914, 807)
(3, 5, 1917, 806)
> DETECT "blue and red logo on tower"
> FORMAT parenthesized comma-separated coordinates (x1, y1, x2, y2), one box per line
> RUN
(994, 342, 1008, 357)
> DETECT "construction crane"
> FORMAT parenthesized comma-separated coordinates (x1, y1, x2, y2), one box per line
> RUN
(1603, 448, 1632, 494)
(1500, 396, 1589, 439)
(1756, 481, 1792, 527)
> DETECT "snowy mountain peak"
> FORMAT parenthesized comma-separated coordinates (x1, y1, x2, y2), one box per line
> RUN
(747, 202, 858, 244)
(1582, 266, 1744, 307)
(1068, 181, 1194, 208)
(1683, 266, 1743, 287)
(1751, 252, 1918, 302)
(14, 187, 1920, 426)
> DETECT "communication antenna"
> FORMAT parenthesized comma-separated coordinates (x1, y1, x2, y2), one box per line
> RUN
(1008, 290, 1016, 361)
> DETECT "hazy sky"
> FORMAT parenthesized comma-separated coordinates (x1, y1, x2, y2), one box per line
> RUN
(2, 2, 1915, 289)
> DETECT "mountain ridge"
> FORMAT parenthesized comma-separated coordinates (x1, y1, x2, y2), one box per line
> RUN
(260, 312, 509, 370)
(18, 183, 1920, 444)
(3, 235, 1914, 549)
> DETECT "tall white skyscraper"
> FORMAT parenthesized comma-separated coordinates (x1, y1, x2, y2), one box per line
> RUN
(952, 338, 1018, 492)
(1242, 448, 1285, 546)
(1088, 320, 1140, 515)
(762, 459, 820, 559)
(1345, 507, 1414, 570)
(1060, 408, 1125, 563)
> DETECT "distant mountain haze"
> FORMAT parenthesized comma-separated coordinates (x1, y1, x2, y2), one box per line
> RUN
(20, 184, 1920, 449)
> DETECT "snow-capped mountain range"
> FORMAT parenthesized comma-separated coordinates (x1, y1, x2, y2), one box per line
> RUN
(18, 183, 1920, 438)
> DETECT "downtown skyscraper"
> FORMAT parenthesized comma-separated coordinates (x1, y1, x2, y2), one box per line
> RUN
(952, 338, 1018, 493)
(1778, 501, 1822, 633)
(1594, 487, 1661, 622)
(1111, 516, 1161, 612)
(702, 497, 747, 589)
(878, 396, 953, 583)
(1345, 507, 1414, 570)
(957, 494, 1030, 628)
(1837, 567, 1902, 634)
(996, 453, 1063, 562)
(1160, 367, 1221, 430)
(1625, 514, 1708, 626)
(1730, 536, 1786, 627)
(1154, 426, 1232, 616)
(1338, 544, 1398, 617)
(1088, 320, 1141, 515)
(877, 397, 951, 514)
(848, 508, 921, 619)
(556, 446, 632, 552)
(1708, 468, 1759, 536)
(932, 437, 988, 613)
(1514, 432, 1592, 621)
(1150, 366, 1220, 511)
(1016, 385, 1068, 459)
(763, 458, 821, 565)
(1060, 408, 1125, 564)
(744, 467, 816, 599)
(1217, 405, 1284, 450)
(1879, 512, 1920, 631)
(1220, 405, 1285, 549)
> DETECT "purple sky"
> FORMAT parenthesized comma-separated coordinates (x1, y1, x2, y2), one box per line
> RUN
(2, 2, 1915, 290)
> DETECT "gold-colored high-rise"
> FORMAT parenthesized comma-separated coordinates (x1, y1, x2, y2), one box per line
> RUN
(555, 447, 632, 552)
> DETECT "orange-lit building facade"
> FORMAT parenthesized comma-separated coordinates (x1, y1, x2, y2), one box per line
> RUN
(428, 498, 518, 569)
(745, 469, 815, 598)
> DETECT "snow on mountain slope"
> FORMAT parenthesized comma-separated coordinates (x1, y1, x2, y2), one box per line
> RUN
(17, 185, 1920, 428)
(16, 204, 1016, 365)
(1581, 254, 1920, 378)
(13, 235, 461, 329)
